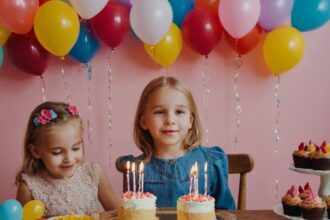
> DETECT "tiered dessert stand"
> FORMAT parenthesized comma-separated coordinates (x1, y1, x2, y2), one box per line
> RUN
(289, 164, 330, 199)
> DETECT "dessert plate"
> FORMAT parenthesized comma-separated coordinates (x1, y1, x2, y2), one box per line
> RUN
(273, 203, 328, 220)
(289, 164, 330, 176)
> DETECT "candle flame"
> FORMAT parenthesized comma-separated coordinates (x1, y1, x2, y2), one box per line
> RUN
(139, 162, 144, 173)
(126, 161, 130, 170)
(132, 162, 136, 172)
(204, 162, 208, 172)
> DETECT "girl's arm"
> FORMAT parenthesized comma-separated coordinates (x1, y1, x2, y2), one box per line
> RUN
(98, 167, 122, 210)
(16, 181, 33, 205)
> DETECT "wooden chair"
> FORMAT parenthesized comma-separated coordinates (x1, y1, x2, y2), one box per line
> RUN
(227, 153, 254, 210)
(115, 153, 254, 210)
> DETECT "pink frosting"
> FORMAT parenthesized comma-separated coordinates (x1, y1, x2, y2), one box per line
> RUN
(178, 194, 214, 203)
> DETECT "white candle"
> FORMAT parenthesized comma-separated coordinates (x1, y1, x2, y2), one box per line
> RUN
(194, 162, 198, 197)
(189, 165, 194, 195)
(126, 161, 130, 192)
(132, 162, 136, 194)
(137, 162, 144, 197)
(140, 162, 144, 193)
(204, 162, 208, 195)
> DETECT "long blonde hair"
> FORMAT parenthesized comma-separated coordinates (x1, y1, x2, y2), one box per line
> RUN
(133, 76, 202, 161)
(15, 101, 83, 184)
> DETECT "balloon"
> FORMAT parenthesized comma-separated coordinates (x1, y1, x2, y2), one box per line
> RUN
(22, 200, 45, 220)
(7, 32, 50, 76)
(263, 26, 305, 75)
(169, 0, 194, 27)
(219, 0, 261, 38)
(0, 25, 11, 45)
(69, 22, 100, 63)
(34, 0, 80, 57)
(91, 2, 130, 49)
(144, 23, 183, 66)
(182, 9, 223, 56)
(69, 0, 108, 19)
(291, 0, 330, 32)
(0, 0, 38, 34)
(0, 46, 3, 67)
(39, 0, 48, 5)
(225, 24, 264, 55)
(195, 0, 219, 15)
(116, 0, 133, 10)
(130, 0, 173, 45)
(258, 0, 294, 31)
(0, 199, 23, 220)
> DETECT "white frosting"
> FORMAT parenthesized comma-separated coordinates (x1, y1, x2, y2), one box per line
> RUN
(120, 193, 156, 210)
(177, 197, 215, 213)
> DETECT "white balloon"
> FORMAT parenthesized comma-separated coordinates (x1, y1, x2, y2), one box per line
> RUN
(69, 0, 108, 19)
(130, 0, 173, 45)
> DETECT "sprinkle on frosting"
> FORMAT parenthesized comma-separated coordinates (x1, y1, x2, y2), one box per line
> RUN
(120, 191, 154, 199)
(178, 194, 214, 203)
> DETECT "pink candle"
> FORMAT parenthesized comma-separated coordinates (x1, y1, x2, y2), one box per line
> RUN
(137, 162, 144, 198)
(132, 162, 136, 194)
(194, 162, 198, 197)
(126, 161, 130, 192)
(204, 162, 208, 195)
(189, 165, 194, 195)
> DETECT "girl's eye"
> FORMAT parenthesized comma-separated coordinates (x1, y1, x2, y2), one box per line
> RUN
(176, 110, 185, 114)
(154, 111, 164, 115)
(72, 147, 81, 151)
(51, 151, 62, 155)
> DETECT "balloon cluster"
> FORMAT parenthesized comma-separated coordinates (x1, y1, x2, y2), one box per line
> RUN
(0, 0, 329, 75)
(0, 199, 45, 220)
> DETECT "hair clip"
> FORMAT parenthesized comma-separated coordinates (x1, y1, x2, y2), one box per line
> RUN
(34, 109, 58, 126)
(67, 105, 79, 116)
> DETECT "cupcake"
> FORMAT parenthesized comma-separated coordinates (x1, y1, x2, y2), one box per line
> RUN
(281, 185, 302, 216)
(292, 142, 311, 169)
(299, 182, 311, 201)
(300, 190, 326, 220)
(310, 141, 330, 170)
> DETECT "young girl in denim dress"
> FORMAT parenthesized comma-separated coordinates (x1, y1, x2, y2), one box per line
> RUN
(15, 101, 121, 217)
(125, 76, 235, 210)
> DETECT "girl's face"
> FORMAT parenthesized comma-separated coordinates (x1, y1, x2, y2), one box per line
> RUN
(31, 119, 84, 179)
(140, 87, 193, 152)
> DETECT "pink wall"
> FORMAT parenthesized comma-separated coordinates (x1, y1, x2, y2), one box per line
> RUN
(0, 24, 329, 209)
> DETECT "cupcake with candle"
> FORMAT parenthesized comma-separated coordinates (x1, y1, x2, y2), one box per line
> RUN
(300, 190, 326, 220)
(281, 185, 302, 216)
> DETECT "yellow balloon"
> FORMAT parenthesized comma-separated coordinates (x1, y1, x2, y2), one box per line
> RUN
(0, 25, 11, 45)
(144, 23, 182, 67)
(34, 0, 80, 57)
(23, 200, 45, 220)
(263, 26, 305, 75)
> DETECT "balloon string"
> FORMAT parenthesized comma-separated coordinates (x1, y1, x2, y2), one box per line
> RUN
(39, 76, 47, 102)
(106, 53, 114, 168)
(201, 57, 210, 144)
(274, 76, 280, 160)
(233, 54, 242, 151)
(83, 63, 93, 145)
(61, 60, 71, 104)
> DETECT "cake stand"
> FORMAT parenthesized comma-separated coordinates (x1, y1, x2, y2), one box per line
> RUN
(289, 164, 330, 198)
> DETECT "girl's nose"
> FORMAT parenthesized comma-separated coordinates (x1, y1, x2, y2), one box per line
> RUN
(165, 112, 176, 125)
(63, 152, 73, 163)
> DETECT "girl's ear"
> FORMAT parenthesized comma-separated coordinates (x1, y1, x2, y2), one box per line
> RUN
(29, 144, 41, 159)
(139, 116, 148, 130)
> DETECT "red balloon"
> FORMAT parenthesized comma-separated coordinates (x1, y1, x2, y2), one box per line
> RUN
(225, 24, 264, 55)
(195, 0, 220, 15)
(182, 9, 223, 56)
(6, 32, 50, 76)
(39, 0, 48, 6)
(91, 2, 130, 49)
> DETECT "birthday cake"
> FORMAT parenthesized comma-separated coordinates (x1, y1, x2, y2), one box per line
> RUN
(177, 194, 216, 220)
(118, 191, 157, 220)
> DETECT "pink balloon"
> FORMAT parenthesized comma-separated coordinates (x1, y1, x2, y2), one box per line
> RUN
(0, 0, 38, 34)
(219, 0, 261, 39)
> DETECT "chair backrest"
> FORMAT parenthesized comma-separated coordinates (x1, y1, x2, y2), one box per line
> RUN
(227, 153, 254, 210)
(115, 153, 255, 210)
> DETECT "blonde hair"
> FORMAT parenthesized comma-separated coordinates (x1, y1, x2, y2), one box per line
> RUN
(133, 76, 202, 161)
(15, 101, 83, 184)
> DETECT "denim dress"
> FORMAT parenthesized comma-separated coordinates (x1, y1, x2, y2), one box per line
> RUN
(124, 146, 236, 210)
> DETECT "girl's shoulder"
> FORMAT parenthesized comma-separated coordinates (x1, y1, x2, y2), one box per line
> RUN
(191, 146, 227, 164)
(80, 162, 101, 174)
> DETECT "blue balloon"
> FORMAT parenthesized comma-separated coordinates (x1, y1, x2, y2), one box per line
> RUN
(291, 0, 330, 32)
(169, 0, 194, 27)
(69, 22, 100, 63)
(0, 46, 3, 67)
(0, 199, 23, 220)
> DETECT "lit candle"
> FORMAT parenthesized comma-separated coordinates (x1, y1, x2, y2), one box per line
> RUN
(194, 161, 198, 197)
(126, 161, 130, 192)
(137, 162, 144, 197)
(132, 162, 136, 194)
(189, 165, 194, 195)
(204, 162, 208, 196)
